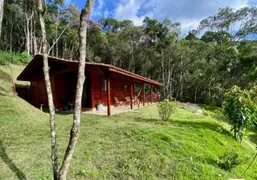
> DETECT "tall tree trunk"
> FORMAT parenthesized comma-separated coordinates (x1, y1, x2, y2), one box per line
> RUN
(180, 72, 184, 101)
(25, 14, 30, 55)
(167, 61, 171, 98)
(58, 0, 95, 179)
(0, 0, 4, 37)
(37, 0, 59, 179)
(194, 87, 197, 103)
(25, 13, 33, 55)
(161, 51, 165, 98)
(10, 23, 13, 52)
(62, 40, 66, 58)
(70, 46, 73, 60)
(33, 20, 38, 55)
(208, 82, 211, 104)
(30, 17, 33, 54)
(55, 8, 59, 57)
(51, 40, 54, 56)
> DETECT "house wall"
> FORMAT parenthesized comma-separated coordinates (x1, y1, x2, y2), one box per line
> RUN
(29, 71, 141, 111)
(30, 72, 77, 110)
(90, 72, 133, 109)
(30, 77, 47, 109)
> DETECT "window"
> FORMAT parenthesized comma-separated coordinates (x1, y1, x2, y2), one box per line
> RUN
(102, 79, 107, 92)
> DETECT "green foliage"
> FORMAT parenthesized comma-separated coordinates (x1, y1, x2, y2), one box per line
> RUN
(217, 151, 240, 171)
(2, 0, 257, 106)
(157, 100, 176, 122)
(0, 51, 31, 65)
(222, 85, 257, 141)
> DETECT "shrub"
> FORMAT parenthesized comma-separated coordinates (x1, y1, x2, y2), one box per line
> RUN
(0, 51, 31, 65)
(217, 151, 240, 171)
(157, 99, 176, 122)
(222, 85, 257, 141)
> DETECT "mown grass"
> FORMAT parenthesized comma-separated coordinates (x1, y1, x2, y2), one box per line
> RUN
(1, 65, 257, 179)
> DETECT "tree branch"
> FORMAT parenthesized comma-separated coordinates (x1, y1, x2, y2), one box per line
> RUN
(48, 24, 70, 54)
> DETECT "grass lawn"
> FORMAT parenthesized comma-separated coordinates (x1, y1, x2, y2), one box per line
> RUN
(1, 65, 257, 179)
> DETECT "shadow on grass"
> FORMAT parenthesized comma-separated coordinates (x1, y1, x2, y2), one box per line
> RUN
(134, 117, 158, 123)
(0, 87, 12, 96)
(205, 157, 218, 166)
(248, 133, 257, 145)
(55, 111, 73, 115)
(0, 140, 27, 180)
(173, 120, 232, 136)
(43, 110, 73, 116)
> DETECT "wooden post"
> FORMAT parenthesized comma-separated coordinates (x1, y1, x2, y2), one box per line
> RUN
(107, 73, 111, 116)
(130, 80, 133, 110)
(142, 83, 145, 106)
(150, 84, 153, 104)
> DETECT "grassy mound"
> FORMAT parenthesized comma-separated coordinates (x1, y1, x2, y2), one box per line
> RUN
(0, 65, 257, 179)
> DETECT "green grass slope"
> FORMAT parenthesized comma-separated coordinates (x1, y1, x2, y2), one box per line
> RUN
(0, 65, 257, 179)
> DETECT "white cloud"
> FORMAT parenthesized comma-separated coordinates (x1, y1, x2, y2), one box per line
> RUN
(111, 0, 250, 34)
(104, 9, 109, 18)
(92, 0, 105, 17)
(113, 0, 153, 26)
(153, 0, 249, 35)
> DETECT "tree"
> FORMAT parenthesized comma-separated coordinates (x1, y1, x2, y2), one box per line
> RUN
(58, 0, 94, 179)
(0, 0, 4, 37)
(37, 0, 59, 179)
(222, 85, 257, 141)
(37, 0, 94, 179)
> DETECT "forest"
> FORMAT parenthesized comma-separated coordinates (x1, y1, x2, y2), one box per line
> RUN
(1, 0, 257, 105)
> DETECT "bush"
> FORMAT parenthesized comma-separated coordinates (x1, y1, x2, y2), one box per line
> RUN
(0, 51, 31, 65)
(222, 85, 257, 141)
(157, 99, 176, 122)
(217, 150, 240, 171)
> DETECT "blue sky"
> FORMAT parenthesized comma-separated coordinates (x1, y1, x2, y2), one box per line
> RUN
(66, 0, 257, 36)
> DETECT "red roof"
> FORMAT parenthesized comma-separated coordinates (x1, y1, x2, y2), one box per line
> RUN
(17, 54, 163, 86)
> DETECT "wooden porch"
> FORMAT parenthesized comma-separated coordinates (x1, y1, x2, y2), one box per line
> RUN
(82, 102, 155, 116)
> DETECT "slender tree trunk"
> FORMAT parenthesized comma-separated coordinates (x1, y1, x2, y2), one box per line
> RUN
(208, 82, 211, 104)
(180, 72, 183, 100)
(55, 9, 59, 57)
(161, 51, 165, 98)
(25, 15, 30, 55)
(58, 0, 95, 179)
(167, 60, 171, 98)
(62, 40, 66, 58)
(51, 40, 54, 56)
(131, 45, 134, 73)
(170, 68, 173, 98)
(33, 20, 38, 55)
(25, 13, 33, 55)
(10, 23, 13, 52)
(37, 0, 59, 179)
(39, 41, 42, 54)
(0, 0, 4, 37)
(70, 46, 73, 60)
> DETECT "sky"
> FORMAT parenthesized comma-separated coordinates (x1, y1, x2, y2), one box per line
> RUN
(67, 0, 257, 36)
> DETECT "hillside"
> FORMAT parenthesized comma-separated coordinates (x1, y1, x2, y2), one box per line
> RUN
(0, 65, 257, 179)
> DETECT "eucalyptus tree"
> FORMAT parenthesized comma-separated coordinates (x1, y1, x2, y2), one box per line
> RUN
(198, 7, 257, 40)
(0, 0, 4, 37)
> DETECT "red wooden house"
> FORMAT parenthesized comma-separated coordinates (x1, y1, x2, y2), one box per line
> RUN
(17, 54, 163, 115)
